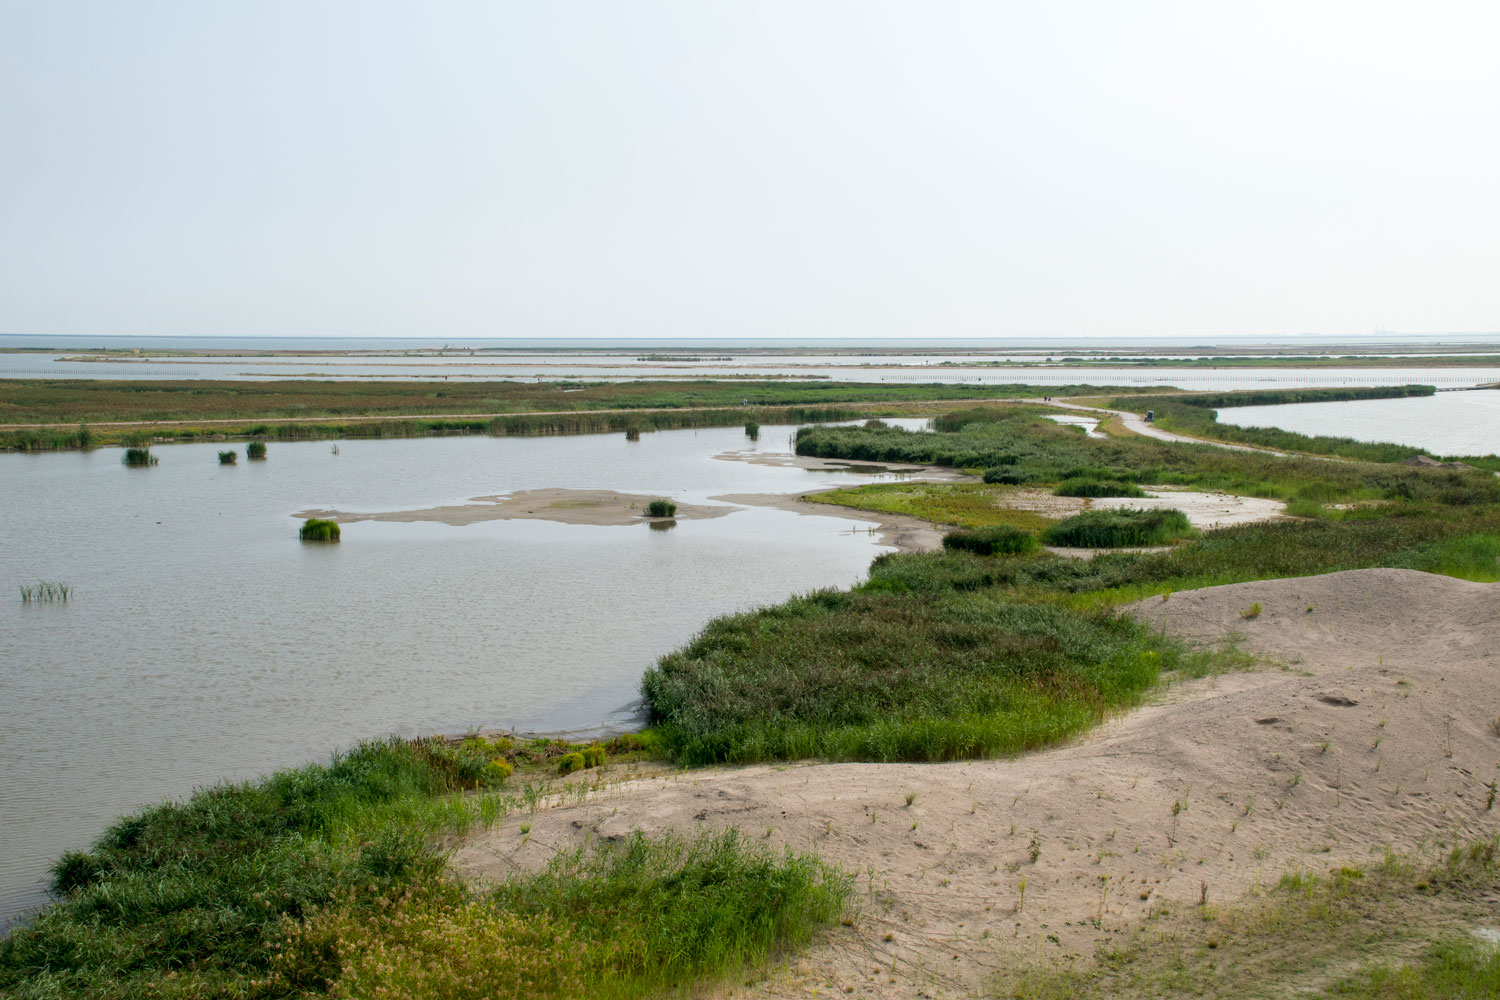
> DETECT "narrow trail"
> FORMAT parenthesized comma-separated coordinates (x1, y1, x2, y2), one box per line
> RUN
(1032, 397, 1287, 455)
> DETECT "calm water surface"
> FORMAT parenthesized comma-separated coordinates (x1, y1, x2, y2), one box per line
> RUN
(1216, 392, 1500, 457)
(0, 423, 924, 923)
(4, 351, 1498, 389)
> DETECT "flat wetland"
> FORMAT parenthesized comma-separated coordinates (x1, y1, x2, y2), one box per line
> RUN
(0, 421, 937, 922)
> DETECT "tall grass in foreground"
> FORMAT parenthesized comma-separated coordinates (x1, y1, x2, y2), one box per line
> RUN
(18, 582, 70, 603)
(0, 739, 847, 1000)
(641, 588, 1185, 765)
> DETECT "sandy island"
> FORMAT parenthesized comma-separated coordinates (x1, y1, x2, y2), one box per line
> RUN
(454, 568, 1500, 998)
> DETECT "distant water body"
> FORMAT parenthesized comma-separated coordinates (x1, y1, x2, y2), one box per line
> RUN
(1217, 391, 1500, 458)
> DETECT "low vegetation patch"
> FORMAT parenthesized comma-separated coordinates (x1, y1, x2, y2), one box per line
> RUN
(989, 838, 1500, 1000)
(645, 499, 677, 518)
(245, 440, 267, 460)
(641, 589, 1182, 765)
(299, 518, 341, 542)
(1041, 508, 1195, 548)
(121, 446, 155, 467)
(217, 449, 237, 464)
(1053, 477, 1146, 498)
(0, 739, 847, 1000)
(942, 525, 1040, 556)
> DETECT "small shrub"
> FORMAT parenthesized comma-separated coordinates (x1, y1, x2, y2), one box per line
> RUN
(1240, 602, 1262, 619)
(745, 420, 760, 440)
(1053, 477, 1146, 498)
(558, 752, 585, 775)
(245, 440, 267, 460)
(582, 744, 606, 768)
(299, 518, 341, 542)
(1041, 508, 1194, 548)
(646, 499, 677, 518)
(217, 450, 237, 465)
(942, 525, 1040, 557)
(486, 758, 514, 783)
(122, 447, 156, 467)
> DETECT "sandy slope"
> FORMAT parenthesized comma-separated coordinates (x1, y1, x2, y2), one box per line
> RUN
(453, 569, 1500, 998)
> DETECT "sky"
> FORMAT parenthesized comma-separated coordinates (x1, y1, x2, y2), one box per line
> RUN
(2, 1, 1498, 341)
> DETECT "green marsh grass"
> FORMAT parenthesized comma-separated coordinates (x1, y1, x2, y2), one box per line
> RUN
(1041, 508, 1195, 548)
(641, 588, 1183, 765)
(18, 581, 70, 603)
(217, 449, 237, 464)
(646, 499, 677, 518)
(120, 446, 155, 467)
(745, 420, 759, 439)
(942, 525, 1040, 556)
(0, 737, 846, 1000)
(1053, 477, 1147, 498)
(299, 518, 341, 542)
(245, 440, 267, 460)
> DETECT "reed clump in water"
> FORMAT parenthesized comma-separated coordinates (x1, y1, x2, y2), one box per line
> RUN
(245, 440, 267, 460)
(217, 450, 237, 465)
(19, 581, 71, 603)
(745, 420, 759, 440)
(646, 499, 677, 518)
(121, 447, 156, 467)
(299, 518, 341, 542)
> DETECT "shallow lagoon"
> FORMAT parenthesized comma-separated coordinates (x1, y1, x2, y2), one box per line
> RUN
(0, 423, 925, 922)
(1216, 391, 1500, 457)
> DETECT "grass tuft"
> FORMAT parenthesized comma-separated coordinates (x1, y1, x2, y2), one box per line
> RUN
(646, 499, 677, 518)
(121, 446, 156, 467)
(217, 449, 237, 465)
(1041, 509, 1195, 548)
(299, 518, 341, 542)
(942, 525, 1040, 556)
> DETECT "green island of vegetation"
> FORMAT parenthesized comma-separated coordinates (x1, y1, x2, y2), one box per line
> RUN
(5, 382, 1500, 997)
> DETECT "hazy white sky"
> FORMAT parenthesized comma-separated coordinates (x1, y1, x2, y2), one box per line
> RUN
(2, 1, 1498, 340)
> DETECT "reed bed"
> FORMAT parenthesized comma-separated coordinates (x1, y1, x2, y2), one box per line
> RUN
(1053, 476, 1146, 498)
(244, 440, 267, 460)
(646, 499, 677, 518)
(942, 525, 1039, 556)
(120, 447, 155, 467)
(299, 518, 341, 542)
(216, 449, 236, 464)
(18, 581, 70, 603)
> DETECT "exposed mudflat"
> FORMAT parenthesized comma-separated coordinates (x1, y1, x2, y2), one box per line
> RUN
(296, 488, 736, 527)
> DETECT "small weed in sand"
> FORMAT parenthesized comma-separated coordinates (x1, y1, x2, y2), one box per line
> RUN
(904, 792, 917, 807)
(1027, 831, 1042, 863)
(1240, 602, 1262, 619)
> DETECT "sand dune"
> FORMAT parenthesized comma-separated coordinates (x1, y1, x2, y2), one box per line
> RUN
(453, 569, 1500, 998)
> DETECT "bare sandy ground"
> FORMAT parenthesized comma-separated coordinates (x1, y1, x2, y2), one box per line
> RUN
(1005, 485, 1287, 531)
(296, 488, 734, 527)
(453, 569, 1500, 998)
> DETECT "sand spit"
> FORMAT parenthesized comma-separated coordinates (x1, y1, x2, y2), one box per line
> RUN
(454, 569, 1500, 998)
(296, 488, 735, 527)
(713, 449, 973, 481)
(712, 492, 947, 555)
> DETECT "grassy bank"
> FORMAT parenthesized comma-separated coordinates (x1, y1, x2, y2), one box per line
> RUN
(0, 739, 849, 999)
(636, 404, 1500, 767)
